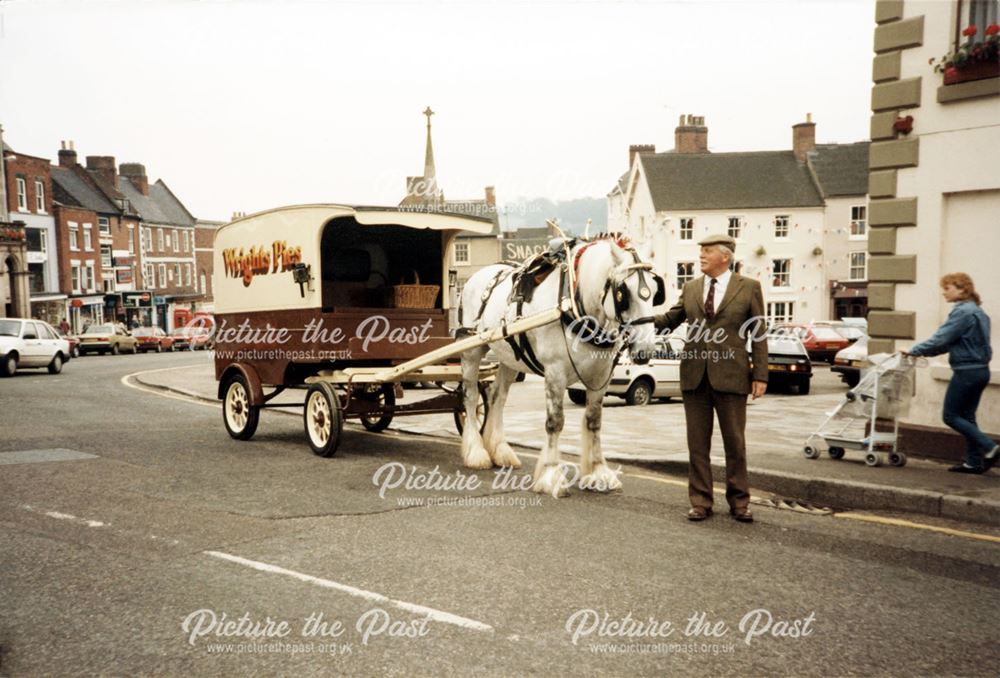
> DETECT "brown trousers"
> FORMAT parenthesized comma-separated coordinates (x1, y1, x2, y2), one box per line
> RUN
(682, 375, 750, 511)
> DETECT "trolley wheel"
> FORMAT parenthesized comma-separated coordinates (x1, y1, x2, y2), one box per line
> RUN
(889, 452, 907, 467)
(864, 452, 881, 467)
(454, 381, 490, 435)
(359, 383, 395, 433)
(803, 445, 821, 459)
(222, 373, 260, 440)
(828, 446, 846, 460)
(305, 382, 343, 457)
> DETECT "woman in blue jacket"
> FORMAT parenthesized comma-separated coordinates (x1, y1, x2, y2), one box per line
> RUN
(906, 273, 996, 474)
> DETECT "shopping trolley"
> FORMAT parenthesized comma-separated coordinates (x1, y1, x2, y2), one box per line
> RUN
(803, 352, 921, 467)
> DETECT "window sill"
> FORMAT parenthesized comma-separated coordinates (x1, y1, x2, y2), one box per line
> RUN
(937, 74, 1000, 103)
(848, 234, 868, 241)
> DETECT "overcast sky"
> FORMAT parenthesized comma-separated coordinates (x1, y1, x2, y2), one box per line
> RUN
(0, 0, 876, 221)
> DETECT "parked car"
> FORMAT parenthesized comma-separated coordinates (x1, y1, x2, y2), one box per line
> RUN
(812, 318, 867, 344)
(78, 323, 139, 355)
(567, 335, 684, 406)
(831, 334, 869, 387)
(0, 318, 72, 376)
(59, 331, 81, 359)
(763, 332, 813, 395)
(185, 326, 214, 350)
(133, 326, 175, 353)
(774, 323, 851, 363)
(169, 328, 192, 351)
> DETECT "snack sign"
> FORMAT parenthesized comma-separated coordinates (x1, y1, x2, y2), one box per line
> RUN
(222, 241, 303, 287)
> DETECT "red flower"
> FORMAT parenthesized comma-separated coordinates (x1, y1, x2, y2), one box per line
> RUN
(986, 23, 1000, 36)
(945, 67, 958, 78)
(962, 25, 977, 37)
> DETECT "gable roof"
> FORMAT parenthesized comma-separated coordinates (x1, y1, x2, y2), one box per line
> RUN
(117, 176, 195, 226)
(51, 166, 119, 214)
(639, 151, 825, 212)
(807, 142, 870, 197)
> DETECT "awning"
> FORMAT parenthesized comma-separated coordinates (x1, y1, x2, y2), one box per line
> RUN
(71, 295, 106, 305)
(30, 293, 68, 302)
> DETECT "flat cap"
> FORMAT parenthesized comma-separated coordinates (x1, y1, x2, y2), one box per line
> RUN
(698, 233, 736, 251)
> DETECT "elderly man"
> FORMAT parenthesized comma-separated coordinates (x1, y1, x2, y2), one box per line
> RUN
(655, 234, 768, 522)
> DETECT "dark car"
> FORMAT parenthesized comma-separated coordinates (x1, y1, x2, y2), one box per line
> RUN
(763, 333, 813, 395)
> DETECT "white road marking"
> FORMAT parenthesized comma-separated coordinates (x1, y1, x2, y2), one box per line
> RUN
(204, 550, 494, 633)
(120, 369, 220, 409)
(24, 506, 107, 528)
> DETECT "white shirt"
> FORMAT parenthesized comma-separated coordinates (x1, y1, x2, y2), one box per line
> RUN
(702, 268, 732, 308)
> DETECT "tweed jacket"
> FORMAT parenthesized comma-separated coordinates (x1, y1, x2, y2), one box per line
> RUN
(655, 272, 769, 394)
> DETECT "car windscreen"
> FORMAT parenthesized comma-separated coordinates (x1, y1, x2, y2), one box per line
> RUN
(767, 335, 807, 356)
(811, 327, 844, 341)
(133, 328, 155, 336)
(0, 319, 20, 337)
(85, 325, 115, 334)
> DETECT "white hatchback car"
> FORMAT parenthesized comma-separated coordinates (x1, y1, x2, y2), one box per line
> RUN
(568, 335, 684, 406)
(0, 318, 72, 377)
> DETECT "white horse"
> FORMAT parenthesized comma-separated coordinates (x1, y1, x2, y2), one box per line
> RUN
(457, 236, 663, 497)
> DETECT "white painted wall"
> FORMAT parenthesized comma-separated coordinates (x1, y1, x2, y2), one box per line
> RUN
(892, 0, 1000, 436)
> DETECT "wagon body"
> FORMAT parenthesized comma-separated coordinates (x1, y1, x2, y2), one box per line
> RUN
(212, 204, 493, 387)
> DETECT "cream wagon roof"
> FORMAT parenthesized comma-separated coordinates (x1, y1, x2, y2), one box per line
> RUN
(216, 203, 496, 236)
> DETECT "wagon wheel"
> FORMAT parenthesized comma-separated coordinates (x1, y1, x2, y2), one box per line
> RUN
(454, 381, 490, 435)
(359, 383, 395, 433)
(222, 373, 260, 441)
(305, 382, 344, 457)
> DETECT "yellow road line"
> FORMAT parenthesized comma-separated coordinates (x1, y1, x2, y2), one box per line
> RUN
(833, 512, 1000, 544)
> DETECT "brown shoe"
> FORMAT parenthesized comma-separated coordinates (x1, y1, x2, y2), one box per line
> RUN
(731, 508, 754, 523)
(687, 507, 713, 521)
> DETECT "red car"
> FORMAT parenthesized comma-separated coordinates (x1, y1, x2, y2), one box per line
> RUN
(774, 324, 851, 364)
(133, 326, 175, 353)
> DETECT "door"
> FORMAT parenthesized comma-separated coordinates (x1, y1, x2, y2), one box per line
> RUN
(20, 321, 48, 366)
(650, 338, 682, 396)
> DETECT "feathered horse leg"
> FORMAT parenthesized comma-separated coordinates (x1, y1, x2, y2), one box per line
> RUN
(532, 372, 570, 497)
(482, 364, 522, 468)
(459, 344, 493, 469)
(579, 385, 622, 492)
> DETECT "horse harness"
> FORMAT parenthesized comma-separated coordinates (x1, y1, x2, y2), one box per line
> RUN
(465, 238, 665, 378)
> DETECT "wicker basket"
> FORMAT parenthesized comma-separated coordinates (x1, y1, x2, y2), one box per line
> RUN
(388, 271, 440, 308)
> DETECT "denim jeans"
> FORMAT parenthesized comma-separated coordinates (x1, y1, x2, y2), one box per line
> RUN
(942, 367, 995, 467)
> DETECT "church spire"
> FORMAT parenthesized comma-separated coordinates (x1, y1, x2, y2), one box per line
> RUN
(422, 106, 436, 180)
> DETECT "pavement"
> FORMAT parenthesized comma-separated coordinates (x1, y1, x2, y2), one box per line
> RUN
(132, 354, 1000, 527)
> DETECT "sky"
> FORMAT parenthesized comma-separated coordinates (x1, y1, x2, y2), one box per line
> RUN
(0, 0, 877, 222)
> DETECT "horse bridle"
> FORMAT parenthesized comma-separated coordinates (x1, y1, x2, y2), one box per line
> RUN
(601, 260, 666, 327)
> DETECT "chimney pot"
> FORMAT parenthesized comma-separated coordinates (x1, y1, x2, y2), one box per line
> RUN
(629, 144, 656, 167)
(792, 115, 817, 162)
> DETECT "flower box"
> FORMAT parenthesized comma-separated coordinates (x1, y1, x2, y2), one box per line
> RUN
(944, 59, 1000, 85)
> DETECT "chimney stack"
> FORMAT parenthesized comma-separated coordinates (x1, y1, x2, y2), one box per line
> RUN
(120, 162, 149, 196)
(484, 185, 496, 207)
(85, 155, 118, 189)
(629, 144, 656, 167)
(792, 113, 816, 162)
(674, 114, 709, 154)
(58, 140, 78, 167)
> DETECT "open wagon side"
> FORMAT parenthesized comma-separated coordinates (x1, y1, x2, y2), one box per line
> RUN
(212, 204, 498, 456)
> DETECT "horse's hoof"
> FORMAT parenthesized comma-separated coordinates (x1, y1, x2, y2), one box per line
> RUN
(532, 466, 569, 498)
(490, 442, 522, 469)
(580, 466, 623, 493)
(462, 444, 494, 470)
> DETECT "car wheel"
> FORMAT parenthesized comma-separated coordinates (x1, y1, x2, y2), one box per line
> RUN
(797, 378, 811, 395)
(222, 373, 261, 441)
(48, 353, 64, 374)
(625, 379, 653, 406)
(169, 343, 175, 352)
(131, 343, 138, 354)
(1, 353, 17, 377)
(305, 382, 344, 457)
(567, 389, 587, 406)
(155, 343, 162, 353)
(71, 345, 80, 359)
(111, 344, 120, 355)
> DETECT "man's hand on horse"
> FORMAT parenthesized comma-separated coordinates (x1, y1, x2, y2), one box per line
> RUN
(653, 313, 669, 330)
(751, 380, 767, 400)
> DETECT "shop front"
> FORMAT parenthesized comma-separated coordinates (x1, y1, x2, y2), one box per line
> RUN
(118, 290, 154, 328)
(29, 293, 68, 327)
(68, 294, 108, 333)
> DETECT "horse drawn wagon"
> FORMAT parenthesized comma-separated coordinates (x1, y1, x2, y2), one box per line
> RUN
(212, 204, 558, 457)
(214, 203, 664, 496)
